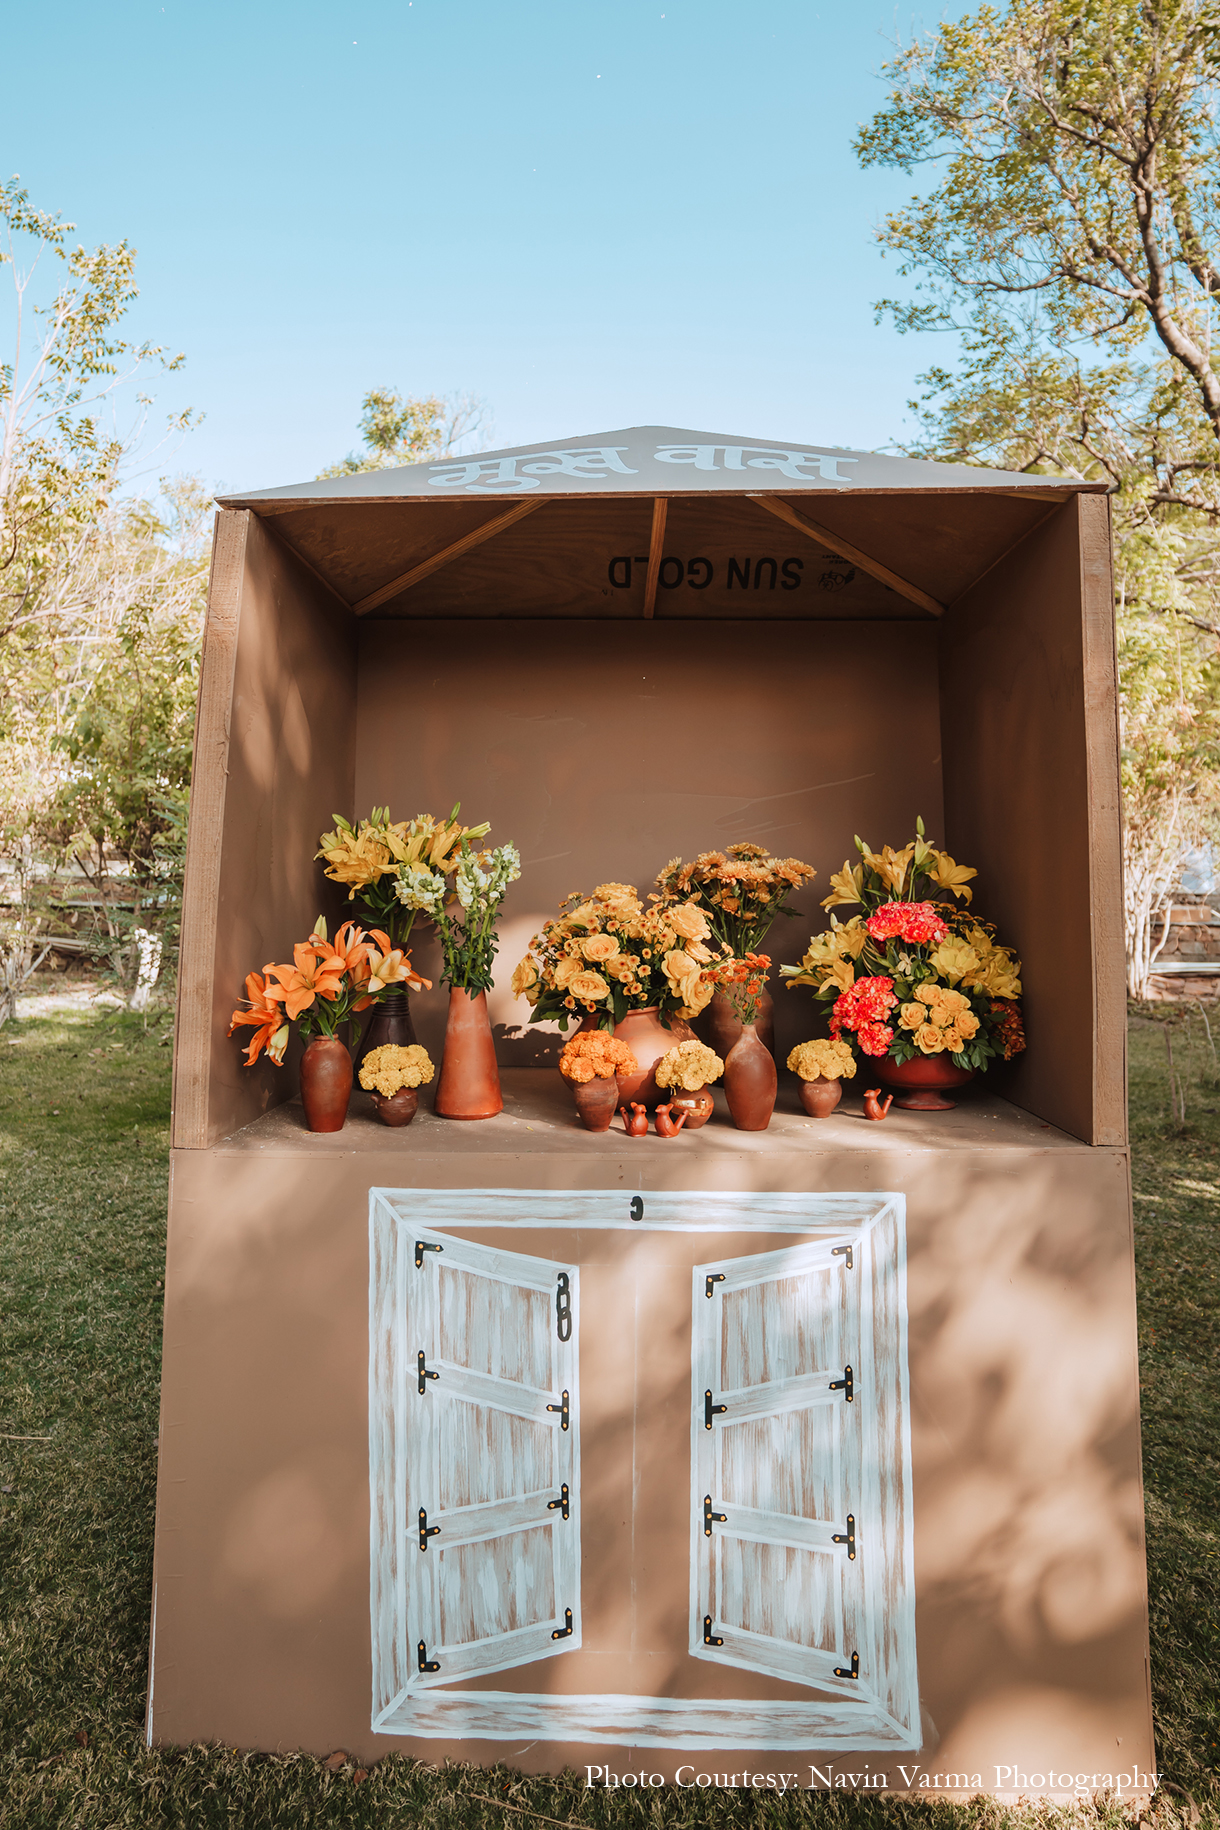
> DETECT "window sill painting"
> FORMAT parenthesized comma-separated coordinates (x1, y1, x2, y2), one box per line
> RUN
(369, 1189, 918, 1751)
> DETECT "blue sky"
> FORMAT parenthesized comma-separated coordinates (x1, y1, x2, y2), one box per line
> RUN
(3, 0, 967, 495)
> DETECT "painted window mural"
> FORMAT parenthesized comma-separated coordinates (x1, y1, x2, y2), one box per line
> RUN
(370, 1190, 918, 1750)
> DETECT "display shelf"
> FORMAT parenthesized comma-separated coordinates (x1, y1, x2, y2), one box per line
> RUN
(213, 1067, 1086, 1156)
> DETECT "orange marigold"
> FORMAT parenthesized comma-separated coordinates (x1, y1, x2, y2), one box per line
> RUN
(558, 1032, 640, 1082)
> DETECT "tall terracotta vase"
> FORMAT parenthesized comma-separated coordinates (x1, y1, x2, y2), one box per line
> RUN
(613, 1007, 693, 1109)
(723, 1022, 778, 1131)
(435, 988, 503, 1119)
(299, 1035, 353, 1133)
(704, 985, 775, 1059)
(355, 986, 416, 1072)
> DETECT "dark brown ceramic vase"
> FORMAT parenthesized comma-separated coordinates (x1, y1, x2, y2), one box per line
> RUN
(435, 988, 503, 1119)
(668, 1084, 715, 1129)
(567, 1073, 619, 1133)
(355, 985, 417, 1072)
(705, 984, 775, 1060)
(723, 1022, 778, 1131)
(299, 1035, 353, 1133)
(798, 1075, 843, 1118)
(370, 1086, 419, 1127)
(872, 1054, 975, 1110)
(613, 1007, 694, 1109)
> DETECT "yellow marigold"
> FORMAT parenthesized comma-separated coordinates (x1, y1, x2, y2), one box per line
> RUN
(359, 1043, 434, 1095)
(787, 1038, 857, 1082)
(655, 1039, 724, 1090)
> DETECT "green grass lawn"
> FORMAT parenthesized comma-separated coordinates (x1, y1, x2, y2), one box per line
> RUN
(1, 989, 1216, 1829)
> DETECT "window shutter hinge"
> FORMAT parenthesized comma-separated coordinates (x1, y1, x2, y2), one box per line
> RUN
(705, 1273, 725, 1299)
(834, 1651, 860, 1680)
(832, 1243, 854, 1270)
(551, 1607, 574, 1640)
(832, 1513, 857, 1560)
(547, 1483, 570, 1519)
(546, 1389, 570, 1430)
(704, 1389, 727, 1430)
(555, 1271, 572, 1342)
(417, 1351, 438, 1395)
(417, 1507, 440, 1550)
(703, 1494, 727, 1536)
(703, 1616, 724, 1647)
(829, 1364, 854, 1402)
(414, 1241, 443, 1268)
(417, 1640, 440, 1674)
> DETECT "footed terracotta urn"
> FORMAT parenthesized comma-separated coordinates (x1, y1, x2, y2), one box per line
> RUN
(872, 1054, 974, 1111)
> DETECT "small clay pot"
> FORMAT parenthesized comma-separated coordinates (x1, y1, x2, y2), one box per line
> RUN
(568, 1073, 619, 1133)
(798, 1075, 843, 1118)
(299, 1035, 353, 1133)
(667, 1085, 715, 1129)
(435, 988, 503, 1119)
(723, 1023, 778, 1131)
(370, 1086, 419, 1127)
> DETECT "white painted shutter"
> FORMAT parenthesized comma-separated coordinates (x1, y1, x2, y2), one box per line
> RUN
(691, 1219, 917, 1733)
(405, 1228, 580, 1689)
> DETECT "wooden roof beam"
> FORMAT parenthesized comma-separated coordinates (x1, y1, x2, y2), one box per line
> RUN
(642, 498, 667, 619)
(748, 494, 946, 618)
(352, 499, 541, 616)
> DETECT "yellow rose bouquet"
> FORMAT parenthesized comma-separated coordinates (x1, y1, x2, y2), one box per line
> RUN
(781, 818, 1025, 1073)
(513, 883, 726, 1032)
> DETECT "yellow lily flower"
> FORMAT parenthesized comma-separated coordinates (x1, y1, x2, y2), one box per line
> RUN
(822, 862, 864, 909)
(928, 850, 978, 904)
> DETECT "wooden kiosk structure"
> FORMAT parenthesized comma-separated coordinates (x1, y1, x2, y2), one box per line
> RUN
(152, 428, 1153, 1796)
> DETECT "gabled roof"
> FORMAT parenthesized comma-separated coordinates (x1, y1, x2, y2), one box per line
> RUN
(217, 424, 1101, 508)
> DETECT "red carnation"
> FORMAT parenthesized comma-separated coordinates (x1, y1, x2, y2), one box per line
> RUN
(856, 1021, 894, 1057)
(865, 901, 949, 947)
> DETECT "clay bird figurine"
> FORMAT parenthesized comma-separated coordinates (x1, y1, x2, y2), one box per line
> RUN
(619, 1102, 649, 1137)
(862, 1088, 893, 1121)
(654, 1103, 687, 1138)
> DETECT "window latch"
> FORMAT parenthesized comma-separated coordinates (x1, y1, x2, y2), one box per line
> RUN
(555, 1271, 572, 1342)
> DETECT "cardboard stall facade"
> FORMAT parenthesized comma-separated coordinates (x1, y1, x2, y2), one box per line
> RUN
(152, 427, 1154, 1797)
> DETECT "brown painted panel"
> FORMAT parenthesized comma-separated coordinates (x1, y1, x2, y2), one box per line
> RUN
(351, 618, 945, 1072)
(939, 498, 1122, 1144)
(150, 1138, 1151, 1786)
(182, 514, 359, 1147)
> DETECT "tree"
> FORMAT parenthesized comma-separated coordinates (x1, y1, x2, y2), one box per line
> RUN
(856, 0, 1220, 994)
(319, 386, 489, 478)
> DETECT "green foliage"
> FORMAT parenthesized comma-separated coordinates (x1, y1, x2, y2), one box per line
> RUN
(318, 385, 488, 477)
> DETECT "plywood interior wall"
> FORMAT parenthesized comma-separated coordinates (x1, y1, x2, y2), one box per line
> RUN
(174, 512, 359, 1147)
(352, 619, 945, 1074)
(940, 496, 1124, 1146)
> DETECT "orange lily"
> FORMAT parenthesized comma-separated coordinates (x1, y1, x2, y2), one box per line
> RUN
(268, 941, 347, 1021)
(227, 970, 290, 1067)
(365, 928, 431, 996)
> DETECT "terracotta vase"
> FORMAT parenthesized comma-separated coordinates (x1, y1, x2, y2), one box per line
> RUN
(798, 1075, 843, 1118)
(435, 988, 503, 1119)
(667, 1085, 715, 1129)
(704, 984, 775, 1060)
(369, 1086, 418, 1127)
(613, 1007, 695, 1108)
(872, 1054, 975, 1111)
(723, 1023, 778, 1131)
(356, 986, 417, 1073)
(299, 1035, 353, 1133)
(567, 1073, 619, 1133)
